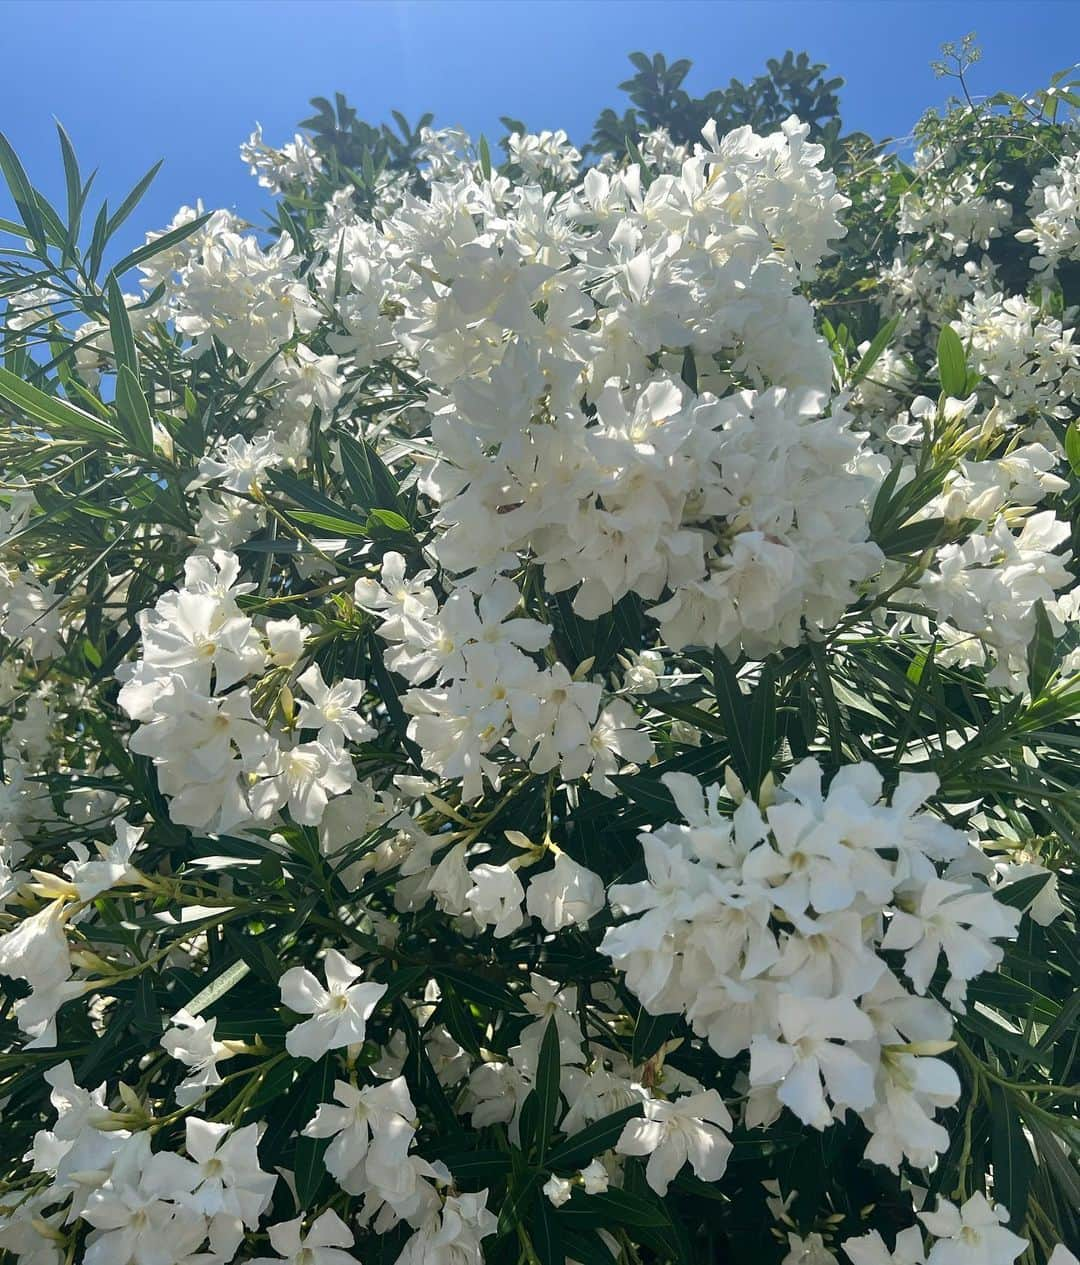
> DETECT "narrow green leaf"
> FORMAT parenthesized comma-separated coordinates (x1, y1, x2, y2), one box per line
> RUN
(0, 365, 123, 442)
(106, 160, 162, 240)
(1025, 600, 1056, 699)
(559, 1186, 669, 1230)
(937, 324, 968, 398)
(111, 211, 211, 278)
(532, 1195, 565, 1265)
(532, 1018, 562, 1161)
(267, 469, 371, 537)
(435, 966, 523, 1014)
(293, 1054, 335, 1206)
(632, 1008, 679, 1064)
(339, 431, 407, 516)
(0, 129, 46, 250)
(547, 1104, 644, 1171)
(106, 274, 154, 453)
(712, 650, 753, 786)
(182, 958, 251, 1016)
(55, 122, 81, 231)
(850, 315, 900, 387)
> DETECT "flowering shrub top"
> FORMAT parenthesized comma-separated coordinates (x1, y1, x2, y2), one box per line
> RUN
(0, 43, 1076, 1265)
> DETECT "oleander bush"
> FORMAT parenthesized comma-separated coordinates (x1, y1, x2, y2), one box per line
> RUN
(0, 37, 1077, 1265)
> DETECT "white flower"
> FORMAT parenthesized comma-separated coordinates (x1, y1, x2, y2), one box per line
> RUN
(882, 879, 1020, 1001)
(178, 1117, 276, 1256)
(920, 1193, 1027, 1265)
(252, 737, 355, 826)
(615, 1089, 733, 1195)
(525, 852, 605, 931)
(279, 949, 387, 1059)
(295, 662, 375, 746)
(543, 1174, 573, 1206)
(250, 1209, 359, 1265)
(580, 1158, 610, 1194)
(302, 1076, 415, 1193)
(784, 1233, 840, 1265)
(844, 1226, 926, 1265)
(81, 1132, 206, 1265)
(265, 616, 309, 667)
(748, 995, 876, 1129)
(161, 1009, 233, 1105)
(465, 862, 526, 938)
(397, 1192, 496, 1265)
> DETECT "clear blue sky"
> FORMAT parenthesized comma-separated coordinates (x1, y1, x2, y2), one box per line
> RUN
(2, 0, 1079, 262)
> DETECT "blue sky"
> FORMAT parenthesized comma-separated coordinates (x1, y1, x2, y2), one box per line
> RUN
(3, 0, 1079, 261)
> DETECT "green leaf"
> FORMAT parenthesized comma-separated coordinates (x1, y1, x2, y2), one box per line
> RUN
(87, 200, 110, 279)
(435, 966, 524, 1014)
(478, 135, 492, 181)
(0, 129, 46, 251)
(1025, 600, 1056, 699)
(991, 1085, 1034, 1230)
(424, 1146, 508, 1185)
(559, 1230, 617, 1265)
(106, 274, 154, 454)
(106, 159, 162, 240)
(267, 469, 371, 537)
(937, 324, 968, 398)
(55, 122, 84, 259)
(181, 958, 251, 1016)
(532, 1196, 565, 1265)
(547, 1104, 643, 1171)
(1025, 1117, 1080, 1211)
(559, 1186, 669, 1230)
(994, 870, 1052, 912)
(531, 1018, 562, 1161)
(712, 650, 753, 786)
(438, 983, 483, 1058)
(1065, 422, 1080, 477)
(112, 211, 211, 278)
(338, 432, 407, 517)
(850, 315, 900, 387)
(881, 516, 977, 556)
(747, 658, 777, 791)
(0, 365, 123, 442)
(631, 1009, 679, 1064)
(293, 1054, 335, 1207)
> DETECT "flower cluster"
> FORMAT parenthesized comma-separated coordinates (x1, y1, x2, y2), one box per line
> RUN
(0, 46, 1076, 1265)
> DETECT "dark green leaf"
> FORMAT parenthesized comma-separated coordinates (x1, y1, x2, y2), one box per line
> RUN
(991, 1085, 1034, 1230)
(547, 1104, 643, 1171)
(293, 1054, 335, 1206)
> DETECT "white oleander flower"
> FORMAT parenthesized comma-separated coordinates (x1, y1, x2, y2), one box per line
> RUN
(279, 949, 387, 1059)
